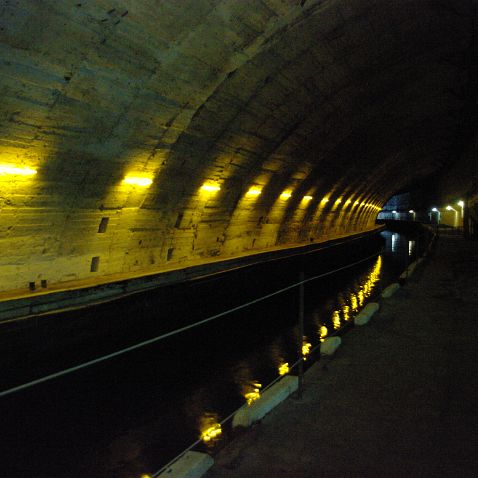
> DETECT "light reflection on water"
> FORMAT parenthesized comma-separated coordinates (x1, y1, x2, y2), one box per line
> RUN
(150, 234, 413, 475)
(409, 240, 415, 256)
(199, 413, 222, 445)
(0, 233, 419, 478)
(312, 255, 382, 337)
(195, 255, 385, 449)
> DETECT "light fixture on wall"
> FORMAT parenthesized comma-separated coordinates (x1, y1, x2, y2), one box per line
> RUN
(246, 187, 262, 196)
(123, 176, 153, 187)
(0, 164, 37, 176)
(280, 191, 292, 200)
(303, 195, 313, 201)
(200, 183, 221, 192)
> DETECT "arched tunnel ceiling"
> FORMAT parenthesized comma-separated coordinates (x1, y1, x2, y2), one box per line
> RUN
(0, 0, 475, 292)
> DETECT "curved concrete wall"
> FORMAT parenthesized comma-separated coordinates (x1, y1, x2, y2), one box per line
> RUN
(0, 0, 473, 292)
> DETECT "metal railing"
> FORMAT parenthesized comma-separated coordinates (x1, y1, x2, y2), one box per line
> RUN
(1, 225, 436, 477)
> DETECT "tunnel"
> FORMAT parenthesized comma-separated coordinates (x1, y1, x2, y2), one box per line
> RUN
(1, 0, 477, 300)
(1, 1, 478, 477)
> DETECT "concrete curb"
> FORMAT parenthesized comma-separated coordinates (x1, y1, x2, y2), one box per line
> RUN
(399, 257, 426, 280)
(381, 283, 400, 298)
(320, 336, 342, 355)
(232, 375, 298, 428)
(157, 451, 213, 478)
(354, 302, 379, 325)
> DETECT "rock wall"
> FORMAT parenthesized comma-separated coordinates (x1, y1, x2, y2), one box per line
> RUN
(0, 0, 471, 292)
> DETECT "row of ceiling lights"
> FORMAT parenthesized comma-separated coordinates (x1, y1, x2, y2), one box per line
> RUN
(123, 177, 380, 209)
(0, 165, 381, 211)
(200, 183, 381, 210)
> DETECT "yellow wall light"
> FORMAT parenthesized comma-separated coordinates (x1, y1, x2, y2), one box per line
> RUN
(303, 195, 313, 201)
(280, 192, 292, 200)
(123, 176, 153, 187)
(345, 199, 352, 206)
(458, 200, 464, 207)
(200, 183, 221, 192)
(354, 201, 360, 205)
(335, 198, 342, 205)
(321, 197, 329, 204)
(246, 187, 262, 196)
(0, 164, 37, 176)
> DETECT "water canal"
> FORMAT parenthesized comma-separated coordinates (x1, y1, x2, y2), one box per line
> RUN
(0, 227, 429, 478)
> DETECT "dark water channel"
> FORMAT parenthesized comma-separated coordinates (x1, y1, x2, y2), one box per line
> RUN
(0, 229, 426, 478)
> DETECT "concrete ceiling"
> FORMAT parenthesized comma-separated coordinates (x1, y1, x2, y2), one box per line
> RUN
(0, 0, 476, 292)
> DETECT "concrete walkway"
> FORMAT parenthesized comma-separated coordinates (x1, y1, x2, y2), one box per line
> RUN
(206, 236, 478, 477)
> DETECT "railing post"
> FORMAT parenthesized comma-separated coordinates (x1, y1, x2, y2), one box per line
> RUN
(298, 269, 305, 399)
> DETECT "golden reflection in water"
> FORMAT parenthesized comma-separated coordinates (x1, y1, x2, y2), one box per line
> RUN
(199, 414, 222, 445)
(319, 325, 328, 342)
(358, 290, 365, 307)
(332, 310, 341, 330)
(278, 362, 290, 375)
(331, 256, 382, 331)
(243, 382, 262, 406)
(343, 305, 350, 321)
(302, 341, 312, 360)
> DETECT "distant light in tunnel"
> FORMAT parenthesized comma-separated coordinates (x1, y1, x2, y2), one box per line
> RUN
(409, 210, 415, 213)
(354, 201, 360, 205)
(321, 197, 329, 204)
(446, 205, 456, 211)
(458, 200, 464, 207)
(123, 176, 153, 187)
(280, 192, 292, 200)
(431, 207, 438, 212)
(0, 164, 37, 176)
(392, 210, 397, 214)
(335, 198, 342, 205)
(345, 199, 351, 206)
(200, 183, 221, 192)
(303, 195, 313, 201)
(246, 187, 262, 196)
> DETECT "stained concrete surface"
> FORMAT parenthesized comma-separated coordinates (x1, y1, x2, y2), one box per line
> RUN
(206, 235, 478, 477)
